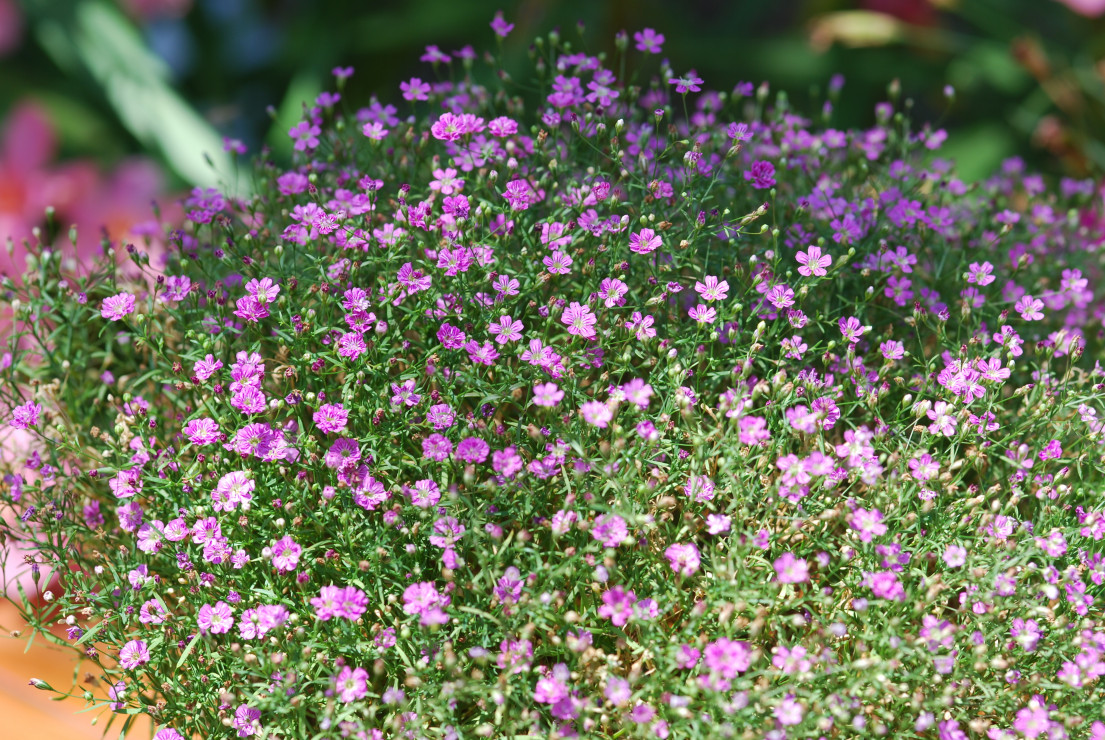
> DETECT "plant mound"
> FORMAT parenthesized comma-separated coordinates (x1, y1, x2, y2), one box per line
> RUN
(4, 15, 1105, 740)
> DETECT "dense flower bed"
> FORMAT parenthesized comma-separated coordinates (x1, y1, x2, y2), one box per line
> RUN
(3, 13, 1105, 740)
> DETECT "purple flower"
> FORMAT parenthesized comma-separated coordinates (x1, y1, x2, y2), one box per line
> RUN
(8, 401, 41, 430)
(744, 160, 776, 189)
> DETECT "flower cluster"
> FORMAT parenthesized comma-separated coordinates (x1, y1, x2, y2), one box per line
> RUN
(4, 12, 1105, 740)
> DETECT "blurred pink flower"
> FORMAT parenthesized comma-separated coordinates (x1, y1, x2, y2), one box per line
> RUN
(1054, 0, 1105, 16)
(0, 100, 177, 280)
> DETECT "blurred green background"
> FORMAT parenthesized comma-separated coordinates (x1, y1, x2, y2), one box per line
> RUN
(0, 0, 1103, 247)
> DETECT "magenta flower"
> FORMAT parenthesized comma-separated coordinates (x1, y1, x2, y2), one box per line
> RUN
(926, 400, 957, 437)
(402, 581, 450, 626)
(703, 637, 752, 678)
(796, 245, 831, 277)
(408, 478, 441, 508)
(118, 639, 151, 669)
(775, 694, 805, 726)
(430, 112, 464, 142)
(694, 275, 729, 301)
(100, 292, 136, 321)
(688, 304, 717, 324)
(629, 228, 661, 255)
(399, 77, 431, 102)
(597, 585, 637, 626)
(838, 316, 866, 342)
(271, 535, 302, 574)
(592, 514, 628, 548)
(313, 403, 349, 434)
(633, 28, 665, 53)
(561, 301, 597, 339)
(362, 121, 389, 140)
(664, 543, 701, 576)
(233, 704, 260, 738)
(197, 601, 235, 634)
(490, 10, 514, 37)
(335, 666, 369, 703)
(8, 400, 40, 429)
(744, 160, 776, 189)
(488, 314, 524, 344)
(1015, 294, 1044, 321)
(288, 121, 321, 152)
(669, 74, 703, 93)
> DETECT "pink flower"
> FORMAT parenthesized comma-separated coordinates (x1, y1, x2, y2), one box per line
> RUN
(629, 228, 661, 254)
(561, 301, 597, 339)
(580, 400, 613, 428)
(796, 245, 831, 277)
(592, 514, 628, 548)
(335, 666, 369, 703)
(400, 77, 431, 102)
(271, 535, 302, 574)
(101, 292, 136, 321)
(775, 694, 805, 726)
(694, 275, 729, 301)
(1015, 294, 1044, 321)
(665, 543, 701, 576)
(488, 314, 524, 344)
(688, 304, 716, 324)
(1055, 0, 1105, 17)
(362, 122, 389, 140)
(669, 74, 704, 94)
(490, 10, 514, 37)
(197, 601, 235, 634)
(430, 112, 464, 142)
(288, 121, 320, 151)
(118, 639, 150, 670)
(633, 28, 664, 54)
(183, 417, 220, 445)
(927, 400, 957, 437)
(703, 637, 751, 678)
(774, 552, 809, 583)
(313, 403, 349, 434)
(533, 382, 564, 407)
(402, 581, 450, 625)
(597, 585, 636, 626)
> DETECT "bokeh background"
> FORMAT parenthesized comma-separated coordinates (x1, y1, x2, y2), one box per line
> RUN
(1, 0, 1104, 735)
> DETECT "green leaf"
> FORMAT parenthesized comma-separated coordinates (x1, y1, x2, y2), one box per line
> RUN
(40, 1, 248, 195)
(175, 632, 201, 669)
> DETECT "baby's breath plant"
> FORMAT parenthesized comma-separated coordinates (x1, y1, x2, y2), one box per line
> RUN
(4, 12, 1105, 740)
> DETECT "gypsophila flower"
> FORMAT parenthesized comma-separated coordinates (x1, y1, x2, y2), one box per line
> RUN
(100, 293, 136, 321)
(4, 21, 1104, 740)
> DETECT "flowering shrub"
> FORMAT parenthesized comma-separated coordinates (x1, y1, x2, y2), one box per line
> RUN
(4, 13, 1105, 740)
